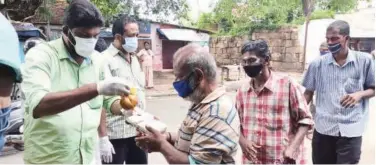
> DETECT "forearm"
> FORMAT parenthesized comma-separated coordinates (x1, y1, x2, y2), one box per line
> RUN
(239, 133, 248, 148)
(358, 88, 375, 99)
(33, 83, 98, 118)
(98, 109, 108, 137)
(160, 140, 189, 164)
(288, 125, 309, 149)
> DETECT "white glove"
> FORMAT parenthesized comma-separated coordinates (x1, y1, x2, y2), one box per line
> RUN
(99, 136, 115, 163)
(97, 77, 130, 96)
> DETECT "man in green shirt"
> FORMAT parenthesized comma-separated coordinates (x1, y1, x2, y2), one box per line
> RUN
(21, 0, 129, 164)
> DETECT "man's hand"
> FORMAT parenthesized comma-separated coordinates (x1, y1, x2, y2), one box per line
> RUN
(240, 140, 261, 163)
(283, 145, 298, 161)
(97, 77, 130, 96)
(135, 125, 166, 153)
(99, 136, 115, 163)
(340, 93, 362, 108)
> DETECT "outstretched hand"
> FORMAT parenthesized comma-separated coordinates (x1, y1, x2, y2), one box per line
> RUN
(135, 125, 166, 153)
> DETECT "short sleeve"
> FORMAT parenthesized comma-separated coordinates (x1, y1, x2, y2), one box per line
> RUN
(189, 100, 240, 164)
(364, 58, 375, 89)
(302, 61, 318, 92)
(21, 47, 51, 115)
(99, 57, 120, 113)
(289, 80, 314, 128)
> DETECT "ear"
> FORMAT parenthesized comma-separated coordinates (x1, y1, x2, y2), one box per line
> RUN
(114, 34, 124, 44)
(263, 56, 270, 66)
(193, 68, 204, 82)
(62, 26, 69, 35)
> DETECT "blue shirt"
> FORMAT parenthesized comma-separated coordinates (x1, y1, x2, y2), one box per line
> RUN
(302, 49, 375, 137)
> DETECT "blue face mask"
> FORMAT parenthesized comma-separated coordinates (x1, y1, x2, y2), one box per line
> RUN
(122, 37, 138, 53)
(173, 73, 197, 98)
(328, 43, 342, 55)
(0, 107, 11, 150)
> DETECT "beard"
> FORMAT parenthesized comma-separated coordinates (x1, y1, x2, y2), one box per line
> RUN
(185, 86, 207, 104)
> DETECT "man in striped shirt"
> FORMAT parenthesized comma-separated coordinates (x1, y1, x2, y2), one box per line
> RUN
(135, 43, 240, 164)
(101, 15, 147, 164)
(303, 20, 375, 164)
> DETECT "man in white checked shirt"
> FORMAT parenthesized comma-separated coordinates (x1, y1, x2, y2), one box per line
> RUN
(303, 20, 375, 164)
(100, 15, 147, 164)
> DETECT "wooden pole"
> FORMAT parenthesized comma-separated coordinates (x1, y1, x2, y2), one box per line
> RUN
(302, 17, 310, 72)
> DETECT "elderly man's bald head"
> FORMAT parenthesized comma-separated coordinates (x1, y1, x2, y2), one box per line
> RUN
(173, 43, 217, 83)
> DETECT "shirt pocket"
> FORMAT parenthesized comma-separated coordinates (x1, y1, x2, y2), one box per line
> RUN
(344, 78, 363, 94)
(265, 105, 289, 131)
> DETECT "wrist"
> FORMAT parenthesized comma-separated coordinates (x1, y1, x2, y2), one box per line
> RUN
(88, 83, 99, 96)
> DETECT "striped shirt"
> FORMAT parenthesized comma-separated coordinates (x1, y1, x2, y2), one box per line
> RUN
(174, 87, 240, 164)
(102, 44, 146, 139)
(236, 72, 313, 164)
(302, 49, 375, 137)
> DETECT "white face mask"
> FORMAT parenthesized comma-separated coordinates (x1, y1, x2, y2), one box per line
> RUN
(122, 37, 138, 53)
(73, 36, 98, 57)
(68, 30, 98, 57)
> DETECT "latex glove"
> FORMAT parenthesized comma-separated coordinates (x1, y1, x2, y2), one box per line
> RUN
(97, 77, 130, 96)
(99, 136, 115, 163)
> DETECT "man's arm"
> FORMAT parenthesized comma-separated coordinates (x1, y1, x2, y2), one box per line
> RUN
(33, 84, 98, 118)
(288, 81, 314, 150)
(302, 61, 317, 104)
(159, 140, 190, 164)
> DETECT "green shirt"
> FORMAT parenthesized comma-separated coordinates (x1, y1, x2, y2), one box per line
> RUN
(21, 38, 118, 164)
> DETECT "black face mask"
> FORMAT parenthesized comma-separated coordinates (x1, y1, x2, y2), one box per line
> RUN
(243, 64, 263, 78)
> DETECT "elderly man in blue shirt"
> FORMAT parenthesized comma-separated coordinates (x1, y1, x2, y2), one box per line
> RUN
(303, 20, 375, 164)
(0, 13, 23, 150)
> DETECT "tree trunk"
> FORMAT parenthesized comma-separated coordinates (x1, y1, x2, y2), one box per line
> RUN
(0, 0, 43, 21)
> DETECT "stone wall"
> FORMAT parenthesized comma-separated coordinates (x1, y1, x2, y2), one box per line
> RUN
(209, 27, 305, 72)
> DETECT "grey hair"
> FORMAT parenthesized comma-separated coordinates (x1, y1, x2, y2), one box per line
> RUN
(327, 20, 350, 36)
(173, 43, 217, 82)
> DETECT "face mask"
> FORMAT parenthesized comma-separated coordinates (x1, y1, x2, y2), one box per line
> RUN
(173, 73, 198, 98)
(0, 107, 11, 150)
(173, 79, 194, 98)
(122, 37, 138, 53)
(243, 64, 263, 78)
(320, 51, 330, 56)
(68, 30, 97, 58)
(328, 43, 342, 55)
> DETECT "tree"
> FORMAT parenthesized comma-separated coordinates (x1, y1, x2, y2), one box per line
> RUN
(198, 0, 361, 36)
(0, 0, 189, 26)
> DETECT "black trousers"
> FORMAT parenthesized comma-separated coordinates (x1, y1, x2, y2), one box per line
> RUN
(104, 137, 148, 164)
(312, 130, 362, 164)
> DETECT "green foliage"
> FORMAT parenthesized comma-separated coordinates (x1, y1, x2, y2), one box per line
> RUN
(89, 0, 189, 26)
(38, 0, 56, 21)
(310, 10, 335, 20)
(316, 0, 357, 14)
(201, 0, 360, 36)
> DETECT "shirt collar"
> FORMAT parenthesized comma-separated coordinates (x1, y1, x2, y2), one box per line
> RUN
(327, 48, 356, 65)
(247, 71, 275, 93)
(105, 44, 120, 57)
(200, 87, 227, 104)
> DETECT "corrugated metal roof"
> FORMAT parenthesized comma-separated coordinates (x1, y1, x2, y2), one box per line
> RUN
(157, 28, 209, 41)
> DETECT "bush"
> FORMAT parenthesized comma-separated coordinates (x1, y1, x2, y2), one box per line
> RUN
(310, 10, 335, 20)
